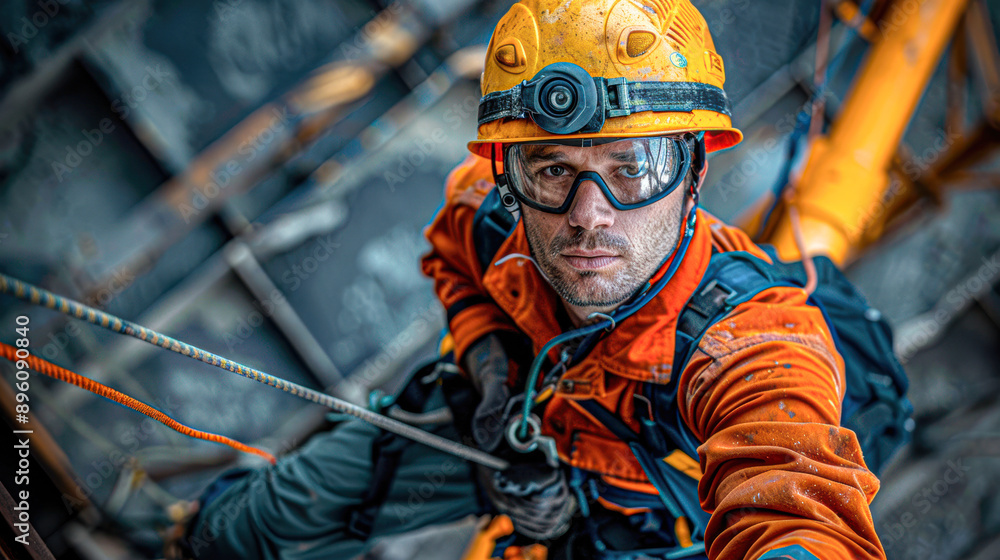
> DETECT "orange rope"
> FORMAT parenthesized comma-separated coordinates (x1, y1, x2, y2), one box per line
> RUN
(779, 0, 829, 295)
(0, 342, 276, 465)
(787, 203, 819, 295)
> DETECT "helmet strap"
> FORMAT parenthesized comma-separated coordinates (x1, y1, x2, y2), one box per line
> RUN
(490, 143, 522, 222)
(687, 134, 707, 206)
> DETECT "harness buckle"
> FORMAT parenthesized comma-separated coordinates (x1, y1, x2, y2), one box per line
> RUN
(698, 279, 738, 308)
(346, 510, 375, 539)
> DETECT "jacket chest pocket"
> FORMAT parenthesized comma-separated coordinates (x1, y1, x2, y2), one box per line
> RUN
(569, 430, 648, 482)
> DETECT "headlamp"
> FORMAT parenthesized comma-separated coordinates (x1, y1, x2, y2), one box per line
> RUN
(522, 62, 601, 134)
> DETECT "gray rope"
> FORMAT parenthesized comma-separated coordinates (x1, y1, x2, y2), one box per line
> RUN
(0, 272, 508, 471)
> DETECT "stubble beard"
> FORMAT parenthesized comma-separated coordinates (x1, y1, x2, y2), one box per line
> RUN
(523, 211, 681, 309)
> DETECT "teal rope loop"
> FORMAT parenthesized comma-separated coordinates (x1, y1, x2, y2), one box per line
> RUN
(517, 204, 699, 439)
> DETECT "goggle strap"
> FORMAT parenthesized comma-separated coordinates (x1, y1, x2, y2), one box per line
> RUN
(491, 143, 522, 220)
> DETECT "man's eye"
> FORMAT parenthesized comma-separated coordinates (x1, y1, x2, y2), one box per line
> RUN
(621, 164, 648, 179)
(545, 165, 567, 177)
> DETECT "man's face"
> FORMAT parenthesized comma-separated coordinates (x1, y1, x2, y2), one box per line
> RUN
(517, 142, 689, 313)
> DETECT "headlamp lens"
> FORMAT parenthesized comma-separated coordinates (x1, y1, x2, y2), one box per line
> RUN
(504, 136, 691, 213)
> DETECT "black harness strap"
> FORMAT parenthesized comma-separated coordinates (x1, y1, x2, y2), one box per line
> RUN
(345, 357, 450, 539)
(472, 187, 518, 273)
(347, 430, 410, 539)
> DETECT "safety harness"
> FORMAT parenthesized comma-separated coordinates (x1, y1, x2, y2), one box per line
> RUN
(457, 188, 912, 558)
(279, 181, 914, 554)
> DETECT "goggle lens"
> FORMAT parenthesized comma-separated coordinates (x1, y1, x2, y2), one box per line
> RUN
(504, 136, 691, 213)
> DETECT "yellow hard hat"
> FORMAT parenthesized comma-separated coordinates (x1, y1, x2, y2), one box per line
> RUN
(470, 0, 743, 157)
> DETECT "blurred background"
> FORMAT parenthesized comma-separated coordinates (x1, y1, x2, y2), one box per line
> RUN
(0, 0, 998, 558)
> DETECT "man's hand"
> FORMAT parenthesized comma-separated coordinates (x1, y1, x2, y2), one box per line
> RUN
(477, 462, 576, 541)
(463, 333, 512, 452)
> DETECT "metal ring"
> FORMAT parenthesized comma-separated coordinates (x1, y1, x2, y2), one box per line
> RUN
(506, 413, 541, 453)
(586, 312, 616, 331)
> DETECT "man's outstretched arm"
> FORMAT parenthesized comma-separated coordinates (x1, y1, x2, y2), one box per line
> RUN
(679, 287, 885, 560)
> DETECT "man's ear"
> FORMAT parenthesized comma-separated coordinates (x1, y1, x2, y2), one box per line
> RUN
(697, 158, 709, 189)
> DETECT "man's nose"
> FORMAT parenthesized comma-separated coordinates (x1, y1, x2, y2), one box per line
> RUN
(567, 179, 615, 230)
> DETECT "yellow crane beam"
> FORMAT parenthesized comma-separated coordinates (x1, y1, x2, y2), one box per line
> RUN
(764, 0, 970, 264)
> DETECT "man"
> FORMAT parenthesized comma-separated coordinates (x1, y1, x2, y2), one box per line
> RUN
(187, 1, 885, 558)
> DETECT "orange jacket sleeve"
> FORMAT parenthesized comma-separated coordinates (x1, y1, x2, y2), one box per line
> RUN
(678, 286, 885, 560)
(421, 154, 520, 365)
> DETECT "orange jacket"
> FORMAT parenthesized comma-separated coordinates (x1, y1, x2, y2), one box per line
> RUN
(422, 154, 885, 560)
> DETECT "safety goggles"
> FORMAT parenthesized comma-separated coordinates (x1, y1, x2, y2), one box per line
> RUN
(502, 135, 693, 214)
